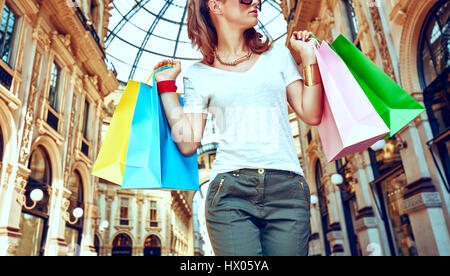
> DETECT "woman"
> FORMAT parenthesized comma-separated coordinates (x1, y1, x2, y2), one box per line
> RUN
(154, 0, 323, 256)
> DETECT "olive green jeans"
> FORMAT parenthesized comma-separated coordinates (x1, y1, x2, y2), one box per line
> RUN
(205, 168, 311, 256)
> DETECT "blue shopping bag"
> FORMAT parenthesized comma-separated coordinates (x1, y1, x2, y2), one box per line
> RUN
(122, 65, 200, 191)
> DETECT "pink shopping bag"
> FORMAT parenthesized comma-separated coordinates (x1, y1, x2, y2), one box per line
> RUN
(315, 42, 390, 162)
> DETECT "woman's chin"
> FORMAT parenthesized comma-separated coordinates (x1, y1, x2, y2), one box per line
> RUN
(245, 20, 258, 29)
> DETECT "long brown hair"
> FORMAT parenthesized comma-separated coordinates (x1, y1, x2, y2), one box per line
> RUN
(187, 0, 273, 65)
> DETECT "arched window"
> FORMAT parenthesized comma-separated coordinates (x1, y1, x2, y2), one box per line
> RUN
(419, 0, 449, 88)
(27, 146, 52, 214)
(144, 235, 161, 256)
(418, 0, 450, 192)
(315, 160, 331, 256)
(64, 170, 84, 255)
(16, 146, 52, 256)
(112, 233, 132, 256)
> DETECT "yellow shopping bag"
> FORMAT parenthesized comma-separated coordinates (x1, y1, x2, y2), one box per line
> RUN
(92, 80, 141, 184)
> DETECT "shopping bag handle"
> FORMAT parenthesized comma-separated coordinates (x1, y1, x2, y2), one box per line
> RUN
(310, 35, 339, 52)
(145, 64, 174, 87)
(310, 35, 322, 45)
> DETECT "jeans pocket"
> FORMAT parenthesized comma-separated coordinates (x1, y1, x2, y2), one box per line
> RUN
(208, 173, 228, 208)
(207, 174, 223, 203)
(298, 176, 310, 205)
(211, 176, 226, 207)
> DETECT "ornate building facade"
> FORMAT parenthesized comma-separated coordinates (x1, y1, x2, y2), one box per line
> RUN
(95, 84, 195, 256)
(95, 179, 195, 256)
(281, 0, 449, 256)
(0, 0, 119, 255)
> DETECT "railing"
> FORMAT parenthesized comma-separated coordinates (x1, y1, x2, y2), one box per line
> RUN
(70, 1, 118, 77)
(72, 3, 104, 57)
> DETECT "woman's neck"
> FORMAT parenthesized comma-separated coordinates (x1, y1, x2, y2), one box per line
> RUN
(215, 29, 248, 58)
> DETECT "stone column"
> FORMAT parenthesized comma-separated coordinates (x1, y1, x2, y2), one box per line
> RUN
(103, 191, 114, 255)
(0, 164, 25, 256)
(324, 176, 345, 256)
(398, 119, 450, 256)
(136, 194, 144, 248)
(80, 203, 98, 256)
(44, 185, 70, 256)
(354, 207, 385, 256)
(350, 154, 387, 256)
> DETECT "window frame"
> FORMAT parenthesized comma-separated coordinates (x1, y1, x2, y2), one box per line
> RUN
(0, 2, 17, 67)
(418, 0, 450, 193)
(0, 1, 20, 95)
(119, 197, 129, 226)
(66, 170, 84, 229)
(149, 200, 158, 227)
(20, 145, 53, 256)
(48, 61, 61, 112)
(81, 97, 92, 158)
(44, 56, 66, 133)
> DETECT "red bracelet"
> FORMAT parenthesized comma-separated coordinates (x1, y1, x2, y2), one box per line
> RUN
(157, 80, 177, 94)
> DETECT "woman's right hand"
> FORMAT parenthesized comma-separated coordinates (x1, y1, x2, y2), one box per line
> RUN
(153, 59, 181, 82)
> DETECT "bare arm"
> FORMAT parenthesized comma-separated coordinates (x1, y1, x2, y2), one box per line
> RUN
(286, 60, 324, 126)
(154, 59, 208, 156)
(287, 30, 324, 126)
(159, 91, 208, 155)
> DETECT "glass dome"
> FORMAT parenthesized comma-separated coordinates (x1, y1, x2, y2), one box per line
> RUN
(105, 0, 290, 84)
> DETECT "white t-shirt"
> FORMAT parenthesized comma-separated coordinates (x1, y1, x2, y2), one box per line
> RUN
(182, 42, 304, 185)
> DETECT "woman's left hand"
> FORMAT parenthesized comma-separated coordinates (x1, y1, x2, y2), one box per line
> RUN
(289, 30, 319, 64)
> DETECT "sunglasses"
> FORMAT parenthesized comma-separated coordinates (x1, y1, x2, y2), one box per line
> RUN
(240, 0, 261, 11)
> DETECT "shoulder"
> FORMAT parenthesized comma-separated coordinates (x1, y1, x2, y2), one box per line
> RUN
(183, 62, 199, 78)
(265, 42, 290, 60)
(275, 42, 292, 56)
(181, 63, 209, 93)
(183, 62, 209, 81)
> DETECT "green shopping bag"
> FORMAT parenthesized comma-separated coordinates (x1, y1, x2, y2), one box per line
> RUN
(331, 34, 425, 137)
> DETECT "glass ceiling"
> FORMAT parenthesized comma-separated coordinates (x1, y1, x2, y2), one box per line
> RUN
(106, 0, 289, 84)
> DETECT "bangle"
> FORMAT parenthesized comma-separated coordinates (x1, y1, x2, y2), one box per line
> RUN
(157, 80, 177, 94)
(303, 63, 322, 87)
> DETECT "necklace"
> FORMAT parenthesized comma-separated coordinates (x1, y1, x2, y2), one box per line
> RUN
(214, 47, 252, 66)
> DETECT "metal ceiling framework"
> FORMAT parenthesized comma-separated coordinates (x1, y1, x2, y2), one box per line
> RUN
(105, 0, 153, 48)
(129, 0, 175, 79)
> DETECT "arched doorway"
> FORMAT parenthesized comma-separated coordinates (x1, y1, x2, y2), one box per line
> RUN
(144, 235, 161, 256)
(64, 170, 84, 256)
(418, 0, 450, 192)
(17, 146, 52, 256)
(112, 233, 132, 256)
(315, 160, 331, 256)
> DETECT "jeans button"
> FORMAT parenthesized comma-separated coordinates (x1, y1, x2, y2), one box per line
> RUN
(258, 168, 264, 174)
